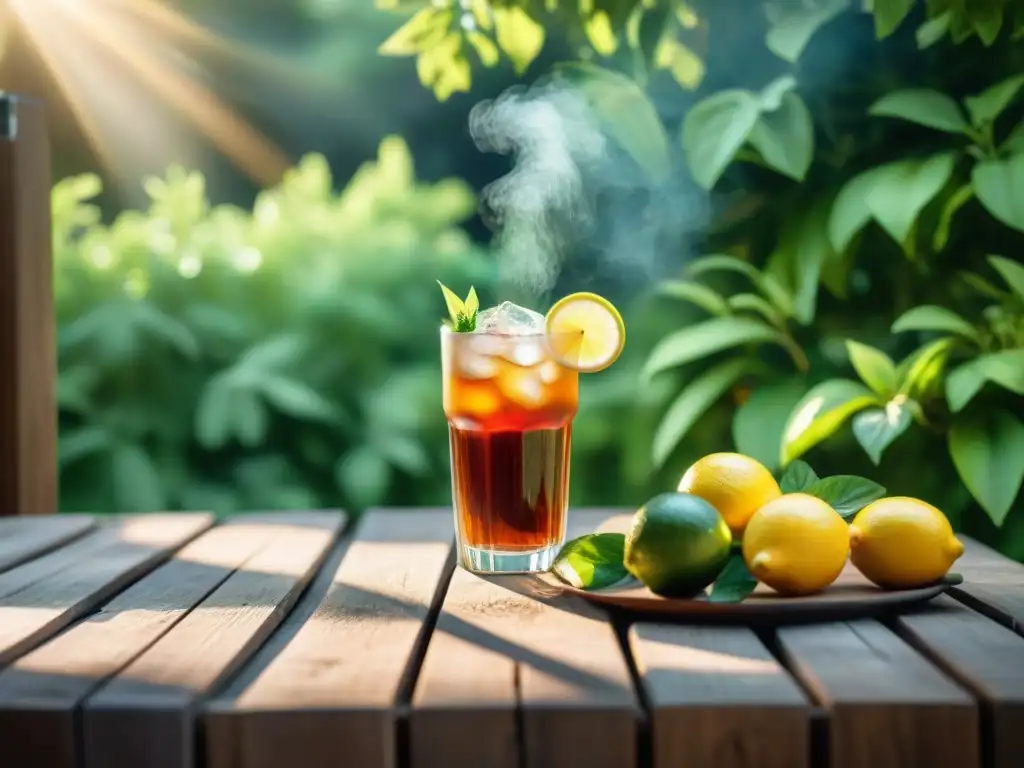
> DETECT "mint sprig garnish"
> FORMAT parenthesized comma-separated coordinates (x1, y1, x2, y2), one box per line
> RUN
(438, 281, 479, 332)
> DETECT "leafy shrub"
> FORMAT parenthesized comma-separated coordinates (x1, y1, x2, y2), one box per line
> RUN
(391, 0, 1024, 557)
(55, 138, 494, 514)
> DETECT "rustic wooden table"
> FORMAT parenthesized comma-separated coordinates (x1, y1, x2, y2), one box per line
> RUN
(0, 508, 1022, 768)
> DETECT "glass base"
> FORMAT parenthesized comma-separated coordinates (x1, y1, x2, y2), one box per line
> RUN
(458, 542, 562, 574)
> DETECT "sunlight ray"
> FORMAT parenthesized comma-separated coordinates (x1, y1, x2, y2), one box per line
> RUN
(110, 0, 305, 82)
(9, 0, 115, 173)
(58, 0, 292, 187)
(7, 0, 293, 187)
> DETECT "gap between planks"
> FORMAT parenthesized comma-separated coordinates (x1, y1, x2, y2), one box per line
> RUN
(948, 536, 1024, 635)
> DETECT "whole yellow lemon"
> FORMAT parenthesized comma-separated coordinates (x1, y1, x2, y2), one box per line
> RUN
(742, 493, 850, 596)
(677, 452, 782, 536)
(849, 497, 964, 589)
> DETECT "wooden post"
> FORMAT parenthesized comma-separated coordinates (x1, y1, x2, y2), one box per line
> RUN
(0, 94, 57, 515)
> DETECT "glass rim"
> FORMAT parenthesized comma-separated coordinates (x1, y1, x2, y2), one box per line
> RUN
(439, 324, 546, 339)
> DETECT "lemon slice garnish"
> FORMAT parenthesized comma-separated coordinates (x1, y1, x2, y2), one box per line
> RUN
(545, 292, 625, 373)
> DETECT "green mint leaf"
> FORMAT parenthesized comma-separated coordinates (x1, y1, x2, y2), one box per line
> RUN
(438, 281, 466, 326)
(778, 459, 820, 493)
(552, 533, 629, 590)
(705, 553, 758, 603)
(942, 572, 963, 585)
(438, 282, 479, 333)
(804, 475, 886, 519)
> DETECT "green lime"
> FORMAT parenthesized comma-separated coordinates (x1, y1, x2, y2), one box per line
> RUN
(624, 492, 733, 598)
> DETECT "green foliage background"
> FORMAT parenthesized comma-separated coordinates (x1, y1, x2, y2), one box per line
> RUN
(52, 0, 1024, 561)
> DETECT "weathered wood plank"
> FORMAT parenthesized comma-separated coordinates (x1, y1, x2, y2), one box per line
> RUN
(0, 520, 125, 601)
(0, 94, 57, 517)
(411, 508, 641, 768)
(895, 595, 1024, 768)
(205, 508, 453, 768)
(778, 620, 978, 768)
(950, 536, 1024, 632)
(0, 513, 316, 768)
(0, 514, 213, 666)
(82, 511, 344, 768)
(0, 515, 96, 574)
(630, 624, 809, 768)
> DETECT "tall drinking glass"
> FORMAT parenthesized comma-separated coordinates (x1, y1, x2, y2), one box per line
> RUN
(441, 324, 579, 574)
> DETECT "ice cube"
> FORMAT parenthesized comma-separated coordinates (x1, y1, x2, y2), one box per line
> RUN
(507, 338, 545, 367)
(538, 361, 561, 384)
(456, 349, 499, 379)
(468, 334, 510, 357)
(497, 367, 546, 407)
(475, 301, 545, 335)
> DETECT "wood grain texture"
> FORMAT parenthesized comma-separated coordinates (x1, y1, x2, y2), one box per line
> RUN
(778, 620, 978, 768)
(630, 624, 809, 768)
(205, 508, 453, 768)
(0, 513, 311, 768)
(411, 508, 641, 768)
(0, 94, 57, 516)
(0, 514, 213, 666)
(951, 536, 1024, 632)
(82, 511, 344, 768)
(0, 515, 95, 573)
(895, 595, 1024, 768)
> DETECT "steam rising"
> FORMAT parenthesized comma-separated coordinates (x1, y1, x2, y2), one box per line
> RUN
(469, 77, 708, 303)
(470, 83, 605, 298)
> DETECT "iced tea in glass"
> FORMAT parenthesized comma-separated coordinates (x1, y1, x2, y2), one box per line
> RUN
(441, 302, 579, 573)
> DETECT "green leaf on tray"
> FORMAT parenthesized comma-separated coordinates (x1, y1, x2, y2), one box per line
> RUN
(804, 475, 887, 519)
(705, 553, 759, 603)
(552, 533, 630, 590)
(943, 572, 964, 585)
(778, 459, 820, 493)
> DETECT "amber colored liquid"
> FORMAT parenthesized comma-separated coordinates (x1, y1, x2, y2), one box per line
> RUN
(450, 422, 571, 550)
(442, 328, 578, 553)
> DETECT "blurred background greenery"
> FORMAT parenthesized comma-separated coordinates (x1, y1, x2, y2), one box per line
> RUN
(2, 0, 1022, 558)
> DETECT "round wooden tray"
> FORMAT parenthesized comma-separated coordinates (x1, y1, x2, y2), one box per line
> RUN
(542, 562, 959, 624)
